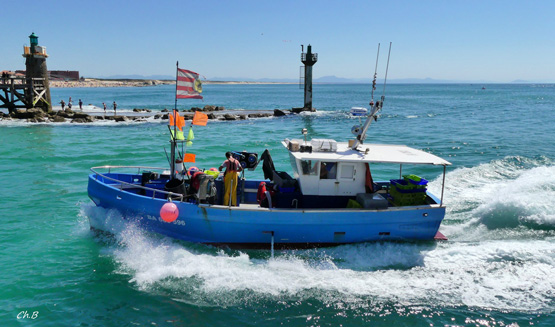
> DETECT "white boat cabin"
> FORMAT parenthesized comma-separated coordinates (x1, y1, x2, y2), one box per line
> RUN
(282, 138, 451, 197)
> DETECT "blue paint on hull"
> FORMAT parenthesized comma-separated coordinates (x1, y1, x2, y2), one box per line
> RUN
(88, 174, 445, 246)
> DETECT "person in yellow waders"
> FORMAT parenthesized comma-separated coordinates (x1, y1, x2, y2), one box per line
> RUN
(219, 152, 243, 206)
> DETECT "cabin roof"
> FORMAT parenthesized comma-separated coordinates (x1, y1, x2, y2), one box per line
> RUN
(283, 140, 451, 166)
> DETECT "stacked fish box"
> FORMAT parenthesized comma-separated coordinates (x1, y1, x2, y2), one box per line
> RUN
(389, 175, 428, 206)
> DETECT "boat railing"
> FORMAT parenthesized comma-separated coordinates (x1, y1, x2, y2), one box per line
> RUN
(90, 165, 187, 202)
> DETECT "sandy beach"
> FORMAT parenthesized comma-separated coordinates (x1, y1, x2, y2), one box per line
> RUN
(49, 79, 294, 88)
(49, 78, 173, 88)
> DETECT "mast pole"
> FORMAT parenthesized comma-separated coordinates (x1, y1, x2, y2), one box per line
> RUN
(351, 43, 382, 150)
(370, 43, 380, 104)
(380, 42, 392, 105)
(170, 61, 179, 180)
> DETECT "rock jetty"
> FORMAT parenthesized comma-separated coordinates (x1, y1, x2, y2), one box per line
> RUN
(0, 105, 294, 124)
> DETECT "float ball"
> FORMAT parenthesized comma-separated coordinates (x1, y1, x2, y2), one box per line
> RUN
(160, 202, 179, 223)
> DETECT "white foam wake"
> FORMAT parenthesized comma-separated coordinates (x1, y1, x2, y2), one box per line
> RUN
(427, 157, 555, 239)
(87, 213, 554, 313)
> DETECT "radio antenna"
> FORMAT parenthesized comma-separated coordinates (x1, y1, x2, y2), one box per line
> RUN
(379, 42, 392, 109)
(351, 42, 392, 150)
(370, 43, 380, 106)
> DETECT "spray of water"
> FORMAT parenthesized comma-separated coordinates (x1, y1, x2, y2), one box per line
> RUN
(81, 156, 555, 313)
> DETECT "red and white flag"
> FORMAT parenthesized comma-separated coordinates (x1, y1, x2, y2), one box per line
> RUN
(176, 68, 203, 99)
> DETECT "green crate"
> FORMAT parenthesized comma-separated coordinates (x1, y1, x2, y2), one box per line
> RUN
(390, 188, 427, 206)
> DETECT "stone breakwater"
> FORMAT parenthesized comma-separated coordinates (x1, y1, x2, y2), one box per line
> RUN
(0, 105, 292, 123)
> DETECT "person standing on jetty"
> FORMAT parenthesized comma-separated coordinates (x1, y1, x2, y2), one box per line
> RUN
(60, 100, 65, 110)
(102, 102, 107, 115)
(219, 152, 243, 206)
(78, 99, 83, 111)
(113, 101, 117, 115)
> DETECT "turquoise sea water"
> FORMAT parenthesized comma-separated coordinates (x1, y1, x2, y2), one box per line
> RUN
(0, 84, 554, 326)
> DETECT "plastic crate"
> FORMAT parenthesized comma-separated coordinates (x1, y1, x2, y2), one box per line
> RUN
(390, 179, 413, 190)
(389, 179, 427, 206)
(403, 174, 428, 189)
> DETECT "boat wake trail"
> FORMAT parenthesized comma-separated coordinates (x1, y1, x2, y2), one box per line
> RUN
(80, 202, 555, 313)
(428, 156, 555, 240)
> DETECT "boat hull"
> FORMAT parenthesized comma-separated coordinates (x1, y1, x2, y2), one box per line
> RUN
(88, 174, 446, 247)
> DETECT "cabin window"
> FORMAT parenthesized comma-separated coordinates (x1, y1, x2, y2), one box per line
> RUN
(301, 160, 319, 175)
(319, 162, 337, 179)
(340, 164, 355, 179)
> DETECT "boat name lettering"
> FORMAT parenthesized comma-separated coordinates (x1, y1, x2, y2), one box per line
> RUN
(147, 215, 185, 226)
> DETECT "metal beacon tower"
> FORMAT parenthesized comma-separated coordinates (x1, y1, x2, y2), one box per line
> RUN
(294, 44, 318, 113)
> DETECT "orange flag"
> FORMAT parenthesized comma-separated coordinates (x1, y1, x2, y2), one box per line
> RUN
(183, 153, 196, 163)
(169, 110, 186, 131)
(192, 111, 208, 126)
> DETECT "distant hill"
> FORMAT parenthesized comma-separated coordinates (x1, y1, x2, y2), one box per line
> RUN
(91, 74, 555, 84)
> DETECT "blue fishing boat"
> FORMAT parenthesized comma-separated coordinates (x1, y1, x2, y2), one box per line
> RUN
(87, 47, 451, 249)
(88, 138, 450, 249)
(87, 107, 451, 250)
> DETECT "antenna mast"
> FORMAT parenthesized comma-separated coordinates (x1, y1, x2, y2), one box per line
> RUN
(351, 42, 392, 150)
(370, 43, 380, 105)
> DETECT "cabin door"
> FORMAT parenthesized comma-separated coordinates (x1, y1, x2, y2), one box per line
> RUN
(318, 161, 339, 196)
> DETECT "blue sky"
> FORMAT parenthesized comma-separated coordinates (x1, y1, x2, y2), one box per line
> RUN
(2, 0, 554, 82)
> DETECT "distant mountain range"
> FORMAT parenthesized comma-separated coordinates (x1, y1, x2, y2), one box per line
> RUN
(96, 74, 555, 84)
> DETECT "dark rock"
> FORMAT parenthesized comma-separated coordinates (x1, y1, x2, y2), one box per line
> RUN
(154, 114, 162, 119)
(203, 105, 216, 112)
(104, 116, 116, 121)
(114, 116, 129, 122)
(207, 113, 217, 120)
(215, 106, 225, 111)
(72, 112, 90, 119)
(133, 108, 152, 113)
(238, 114, 247, 120)
(55, 110, 72, 118)
(223, 114, 237, 121)
(161, 109, 169, 112)
(27, 117, 46, 123)
(291, 107, 316, 113)
(11, 110, 27, 119)
(191, 107, 202, 112)
(274, 109, 287, 117)
(12, 108, 45, 119)
(71, 118, 90, 123)
(183, 113, 194, 120)
(51, 116, 66, 123)
(64, 108, 75, 114)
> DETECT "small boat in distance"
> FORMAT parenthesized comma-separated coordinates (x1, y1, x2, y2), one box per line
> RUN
(87, 45, 451, 250)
